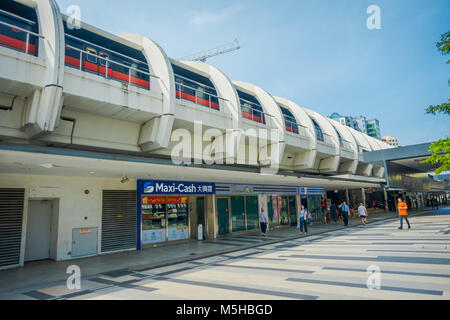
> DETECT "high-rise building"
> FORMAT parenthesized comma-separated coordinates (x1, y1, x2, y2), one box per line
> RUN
(382, 136, 399, 147)
(329, 113, 382, 140)
(366, 119, 381, 140)
(329, 113, 361, 131)
(354, 116, 367, 135)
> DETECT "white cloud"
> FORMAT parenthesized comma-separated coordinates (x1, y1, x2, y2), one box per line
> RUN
(189, 4, 244, 27)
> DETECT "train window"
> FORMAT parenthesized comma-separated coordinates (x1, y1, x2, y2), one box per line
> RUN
(86, 47, 97, 63)
(99, 51, 108, 66)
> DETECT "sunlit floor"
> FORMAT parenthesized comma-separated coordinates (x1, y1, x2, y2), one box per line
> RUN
(3, 209, 450, 300)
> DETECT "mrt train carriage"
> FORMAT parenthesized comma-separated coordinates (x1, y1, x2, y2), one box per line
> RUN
(172, 64, 220, 111)
(64, 24, 150, 90)
(280, 106, 299, 134)
(0, 1, 39, 56)
(236, 89, 266, 124)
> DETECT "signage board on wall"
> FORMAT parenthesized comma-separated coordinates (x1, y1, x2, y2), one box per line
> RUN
(138, 180, 215, 195)
(299, 187, 325, 195)
(168, 227, 189, 241)
(142, 229, 166, 244)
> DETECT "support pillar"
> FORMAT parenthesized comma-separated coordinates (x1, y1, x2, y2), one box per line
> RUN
(361, 188, 366, 207)
(383, 187, 389, 212)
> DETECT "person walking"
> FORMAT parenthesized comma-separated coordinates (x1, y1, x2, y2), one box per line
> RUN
(397, 198, 411, 230)
(321, 198, 327, 223)
(358, 203, 368, 225)
(260, 208, 268, 236)
(340, 201, 350, 226)
(330, 202, 338, 224)
(298, 205, 308, 236)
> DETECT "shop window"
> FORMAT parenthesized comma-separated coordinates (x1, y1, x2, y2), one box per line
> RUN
(267, 196, 280, 227)
(141, 196, 167, 244)
(167, 196, 189, 241)
(245, 196, 259, 230)
(289, 196, 297, 226)
(280, 197, 289, 225)
(231, 196, 245, 232)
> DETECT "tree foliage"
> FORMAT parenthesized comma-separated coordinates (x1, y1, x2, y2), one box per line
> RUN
(422, 31, 450, 174)
(423, 138, 450, 174)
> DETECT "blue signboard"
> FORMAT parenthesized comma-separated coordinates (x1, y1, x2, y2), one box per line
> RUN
(299, 187, 325, 195)
(137, 180, 215, 195)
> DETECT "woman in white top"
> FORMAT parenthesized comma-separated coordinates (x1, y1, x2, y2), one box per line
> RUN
(358, 203, 368, 225)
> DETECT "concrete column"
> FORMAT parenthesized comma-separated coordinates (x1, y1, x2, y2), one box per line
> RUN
(345, 189, 350, 205)
(205, 195, 216, 240)
(296, 195, 301, 223)
(361, 188, 366, 207)
(383, 188, 389, 212)
(212, 194, 217, 239)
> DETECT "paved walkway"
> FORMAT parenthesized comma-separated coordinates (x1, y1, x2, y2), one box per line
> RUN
(0, 208, 443, 298)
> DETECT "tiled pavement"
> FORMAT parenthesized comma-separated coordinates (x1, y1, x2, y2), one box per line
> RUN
(1, 208, 449, 300)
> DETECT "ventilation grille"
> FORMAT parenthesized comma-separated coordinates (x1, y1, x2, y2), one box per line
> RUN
(101, 190, 136, 253)
(0, 188, 24, 267)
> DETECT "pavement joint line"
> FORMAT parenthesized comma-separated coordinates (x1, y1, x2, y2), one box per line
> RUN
(0, 210, 431, 298)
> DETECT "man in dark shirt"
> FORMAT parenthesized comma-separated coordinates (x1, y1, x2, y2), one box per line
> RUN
(339, 201, 350, 226)
(330, 202, 338, 224)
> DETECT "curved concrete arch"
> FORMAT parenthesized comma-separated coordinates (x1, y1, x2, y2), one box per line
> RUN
(365, 135, 382, 151)
(22, 0, 65, 137)
(301, 107, 340, 156)
(181, 61, 240, 130)
(346, 127, 374, 176)
(232, 81, 285, 138)
(273, 96, 317, 171)
(232, 81, 286, 168)
(372, 137, 391, 150)
(121, 34, 176, 152)
(326, 119, 358, 158)
(347, 126, 372, 152)
(273, 96, 316, 149)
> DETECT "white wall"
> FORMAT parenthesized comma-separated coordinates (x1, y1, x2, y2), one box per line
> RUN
(0, 173, 136, 264)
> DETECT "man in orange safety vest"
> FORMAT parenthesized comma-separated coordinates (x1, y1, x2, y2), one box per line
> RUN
(397, 198, 411, 230)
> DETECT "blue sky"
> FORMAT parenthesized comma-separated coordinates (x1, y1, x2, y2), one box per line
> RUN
(55, 0, 450, 145)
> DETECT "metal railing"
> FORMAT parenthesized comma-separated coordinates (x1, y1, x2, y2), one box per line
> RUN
(175, 81, 226, 110)
(240, 98, 272, 125)
(284, 118, 308, 137)
(65, 44, 156, 88)
(0, 20, 44, 55)
(174, 73, 217, 93)
(65, 34, 147, 66)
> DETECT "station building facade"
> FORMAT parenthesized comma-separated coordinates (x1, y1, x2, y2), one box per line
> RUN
(0, 0, 392, 269)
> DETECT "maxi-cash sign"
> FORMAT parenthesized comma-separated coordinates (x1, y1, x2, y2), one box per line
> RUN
(138, 180, 215, 195)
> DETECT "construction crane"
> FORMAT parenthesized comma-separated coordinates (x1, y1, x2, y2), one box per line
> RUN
(179, 38, 241, 62)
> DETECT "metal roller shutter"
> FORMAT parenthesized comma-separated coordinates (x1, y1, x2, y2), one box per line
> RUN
(101, 190, 137, 253)
(0, 188, 25, 267)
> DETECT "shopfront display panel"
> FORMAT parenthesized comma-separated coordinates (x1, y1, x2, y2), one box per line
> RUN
(141, 196, 167, 244)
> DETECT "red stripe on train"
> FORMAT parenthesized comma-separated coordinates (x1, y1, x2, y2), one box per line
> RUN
(64, 55, 150, 89)
(242, 112, 264, 123)
(176, 90, 220, 110)
(0, 34, 36, 54)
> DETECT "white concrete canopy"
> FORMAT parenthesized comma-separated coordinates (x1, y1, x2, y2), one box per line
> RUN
(21, 0, 65, 137)
(121, 34, 176, 152)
